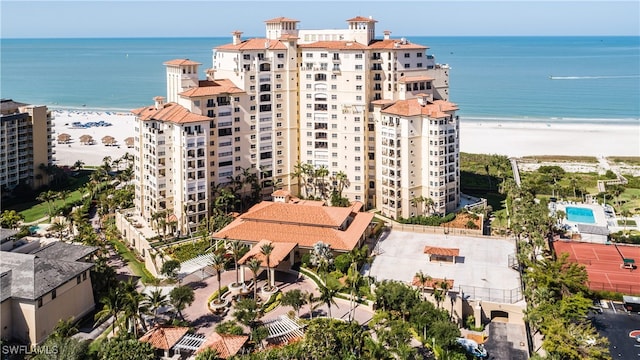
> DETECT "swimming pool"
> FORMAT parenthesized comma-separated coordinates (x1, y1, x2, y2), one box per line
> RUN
(565, 207, 596, 224)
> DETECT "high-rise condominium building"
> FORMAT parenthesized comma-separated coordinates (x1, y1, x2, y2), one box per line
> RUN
(0, 99, 53, 192)
(132, 16, 459, 233)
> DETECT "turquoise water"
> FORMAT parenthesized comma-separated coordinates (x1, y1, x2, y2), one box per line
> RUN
(566, 206, 596, 224)
(1, 36, 639, 123)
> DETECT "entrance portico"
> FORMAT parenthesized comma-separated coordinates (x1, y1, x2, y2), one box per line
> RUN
(237, 239, 297, 287)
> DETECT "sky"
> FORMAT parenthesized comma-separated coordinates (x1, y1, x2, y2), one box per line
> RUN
(1, 0, 639, 38)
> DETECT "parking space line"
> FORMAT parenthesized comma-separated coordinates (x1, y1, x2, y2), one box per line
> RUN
(610, 300, 616, 314)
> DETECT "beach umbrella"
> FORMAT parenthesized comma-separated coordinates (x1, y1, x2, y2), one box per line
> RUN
(79, 134, 94, 145)
(124, 137, 134, 148)
(57, 133, 71, 144)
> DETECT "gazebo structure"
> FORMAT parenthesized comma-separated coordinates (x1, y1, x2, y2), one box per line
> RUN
(56, 133, 71, 144)
(139, 325, 189, 358)
(424, 246, 460, 264)
(79, 134, 95, 145)
(237, 239, 297, 287)
(195, 332, 248, 358)
(124, 136, 134, 148)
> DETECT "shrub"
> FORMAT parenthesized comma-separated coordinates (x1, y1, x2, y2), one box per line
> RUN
(216, 321, 244, 335)
(301, 253, 312, 267)
(333, 254, 351, 273)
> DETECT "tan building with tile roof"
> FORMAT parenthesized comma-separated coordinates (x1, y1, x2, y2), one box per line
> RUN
(213, 197, 374, 254)
(125, 15, 458, 245)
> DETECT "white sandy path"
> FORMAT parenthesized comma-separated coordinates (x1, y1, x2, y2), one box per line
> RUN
(52, 110, 136, 166)
(52, 109, 640, 166)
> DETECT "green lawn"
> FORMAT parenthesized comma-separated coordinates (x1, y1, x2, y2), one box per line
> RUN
(107, 236, 156, 284)
(19, 190, 85, 223)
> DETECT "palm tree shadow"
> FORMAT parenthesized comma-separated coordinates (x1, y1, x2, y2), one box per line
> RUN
(190, 313, 224, 328)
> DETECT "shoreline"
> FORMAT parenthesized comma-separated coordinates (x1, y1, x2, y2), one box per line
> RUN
(50, 109, 639, 167)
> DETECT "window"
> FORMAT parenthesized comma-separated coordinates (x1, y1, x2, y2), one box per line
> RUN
(417, 63, 423, 68)
(356, 75, 362, 80)
(51, 289, 57, 300)
(417, 52, 423, 57)
(331, 95, 337, 100)
(320, 53, 328, 58)
(277, 53, 284, 58)
(38, 298, 43, 307)
(404, 53, 411, 58)
(77, 275, 81, 284)
(355, 65, 363, 70)
(404, 63, 410, 69)
(355, 54, 363, 59)
(356, 85, 362, 91)
(306, 53, 313, 58)
(331, 74, 337, 80)
(306, 74, 312, 79)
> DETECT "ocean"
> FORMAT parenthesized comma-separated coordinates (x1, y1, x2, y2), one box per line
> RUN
(1, 36, 639, 124)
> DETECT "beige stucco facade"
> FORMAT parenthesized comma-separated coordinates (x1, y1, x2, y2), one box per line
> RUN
(1, 270, 94, 345)
(0, 100, 54, 191)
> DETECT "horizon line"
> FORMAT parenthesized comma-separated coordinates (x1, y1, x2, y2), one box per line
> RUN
(3, 34, 638, 40)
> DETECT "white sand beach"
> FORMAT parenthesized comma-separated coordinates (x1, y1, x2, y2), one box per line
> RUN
(52, 110, 136, 166)
(51, 109, 640, 167)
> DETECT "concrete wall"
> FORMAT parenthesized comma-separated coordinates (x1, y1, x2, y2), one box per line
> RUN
(33, 272, 95, 344)
(1, 300, 12, 340)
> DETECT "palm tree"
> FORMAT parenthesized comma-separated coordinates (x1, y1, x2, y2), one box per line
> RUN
(260, 242, 275, 290)
(73, 159, 85, 170)
(424, 197, 435, 215)
(169, 285, 195, 320)
(246, 257, 262, 300)
(50, 317, 79, 339)
(345, 263, 363, 322)
(95, 288, 122, 335)
(281, 289, 305, 317)
(303, 290, 320, 319)
(318, 283, 339, 318)
(209, 253, 226, 304)
(410, 197, 423, 216)
(414, 270, 431, 297)
(315, 166, 329, 199)
(50, 219, 67, 242)
(122, 285, 147, 337)
(226, 240, 245, 287)
(102, 156, 112, 172)
(620, 209, 631, 235)
(335, 170, 349, 197)
(143, 289, 169, 325)
(433, 288, 445, 309)
(36, 190, 58, 217)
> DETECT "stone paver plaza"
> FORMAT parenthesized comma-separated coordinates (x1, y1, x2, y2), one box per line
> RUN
(369, 231, 521, 296)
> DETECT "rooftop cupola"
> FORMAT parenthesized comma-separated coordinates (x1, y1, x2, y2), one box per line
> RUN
(153, 96, 165, 110)
(232, 31, 243, 45)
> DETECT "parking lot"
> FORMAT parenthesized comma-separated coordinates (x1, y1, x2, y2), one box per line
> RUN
(591, 300, 640, 359)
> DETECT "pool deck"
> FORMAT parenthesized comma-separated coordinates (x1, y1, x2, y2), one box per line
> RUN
(553, 202, 608, 229)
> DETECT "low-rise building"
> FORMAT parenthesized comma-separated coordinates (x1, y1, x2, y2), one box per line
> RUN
(0, 242, 97, 344)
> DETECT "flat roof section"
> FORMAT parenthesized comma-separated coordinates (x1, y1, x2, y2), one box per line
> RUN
(369, 231, 522, 303)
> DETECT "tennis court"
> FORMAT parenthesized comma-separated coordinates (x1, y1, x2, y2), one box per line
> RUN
(553, 241, 640, 295)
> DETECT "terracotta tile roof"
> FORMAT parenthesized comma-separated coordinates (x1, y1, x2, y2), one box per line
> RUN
(380, 99, 458, 119)
(368, 39, 427, 50)
(265, 17, 299, 23)
(131, 102, 210, 124)
(139, 326, 189, 350)
(238, 240, 297, 267)
(424, 246, 460, 257)
(272, 189, 291, 197)
(216, 38, 287, 51)
(214, 201, 374, 252)
(398, 75, 434, 83)
(179, 79, 245, 97)
(197, 332, 248, 358)
(299, 41, 368, 50)
(163, 59, 202, 66)
(242, 202, 352, 227)
(412, 276, 455, 289)
(347, 16, 377, 22)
